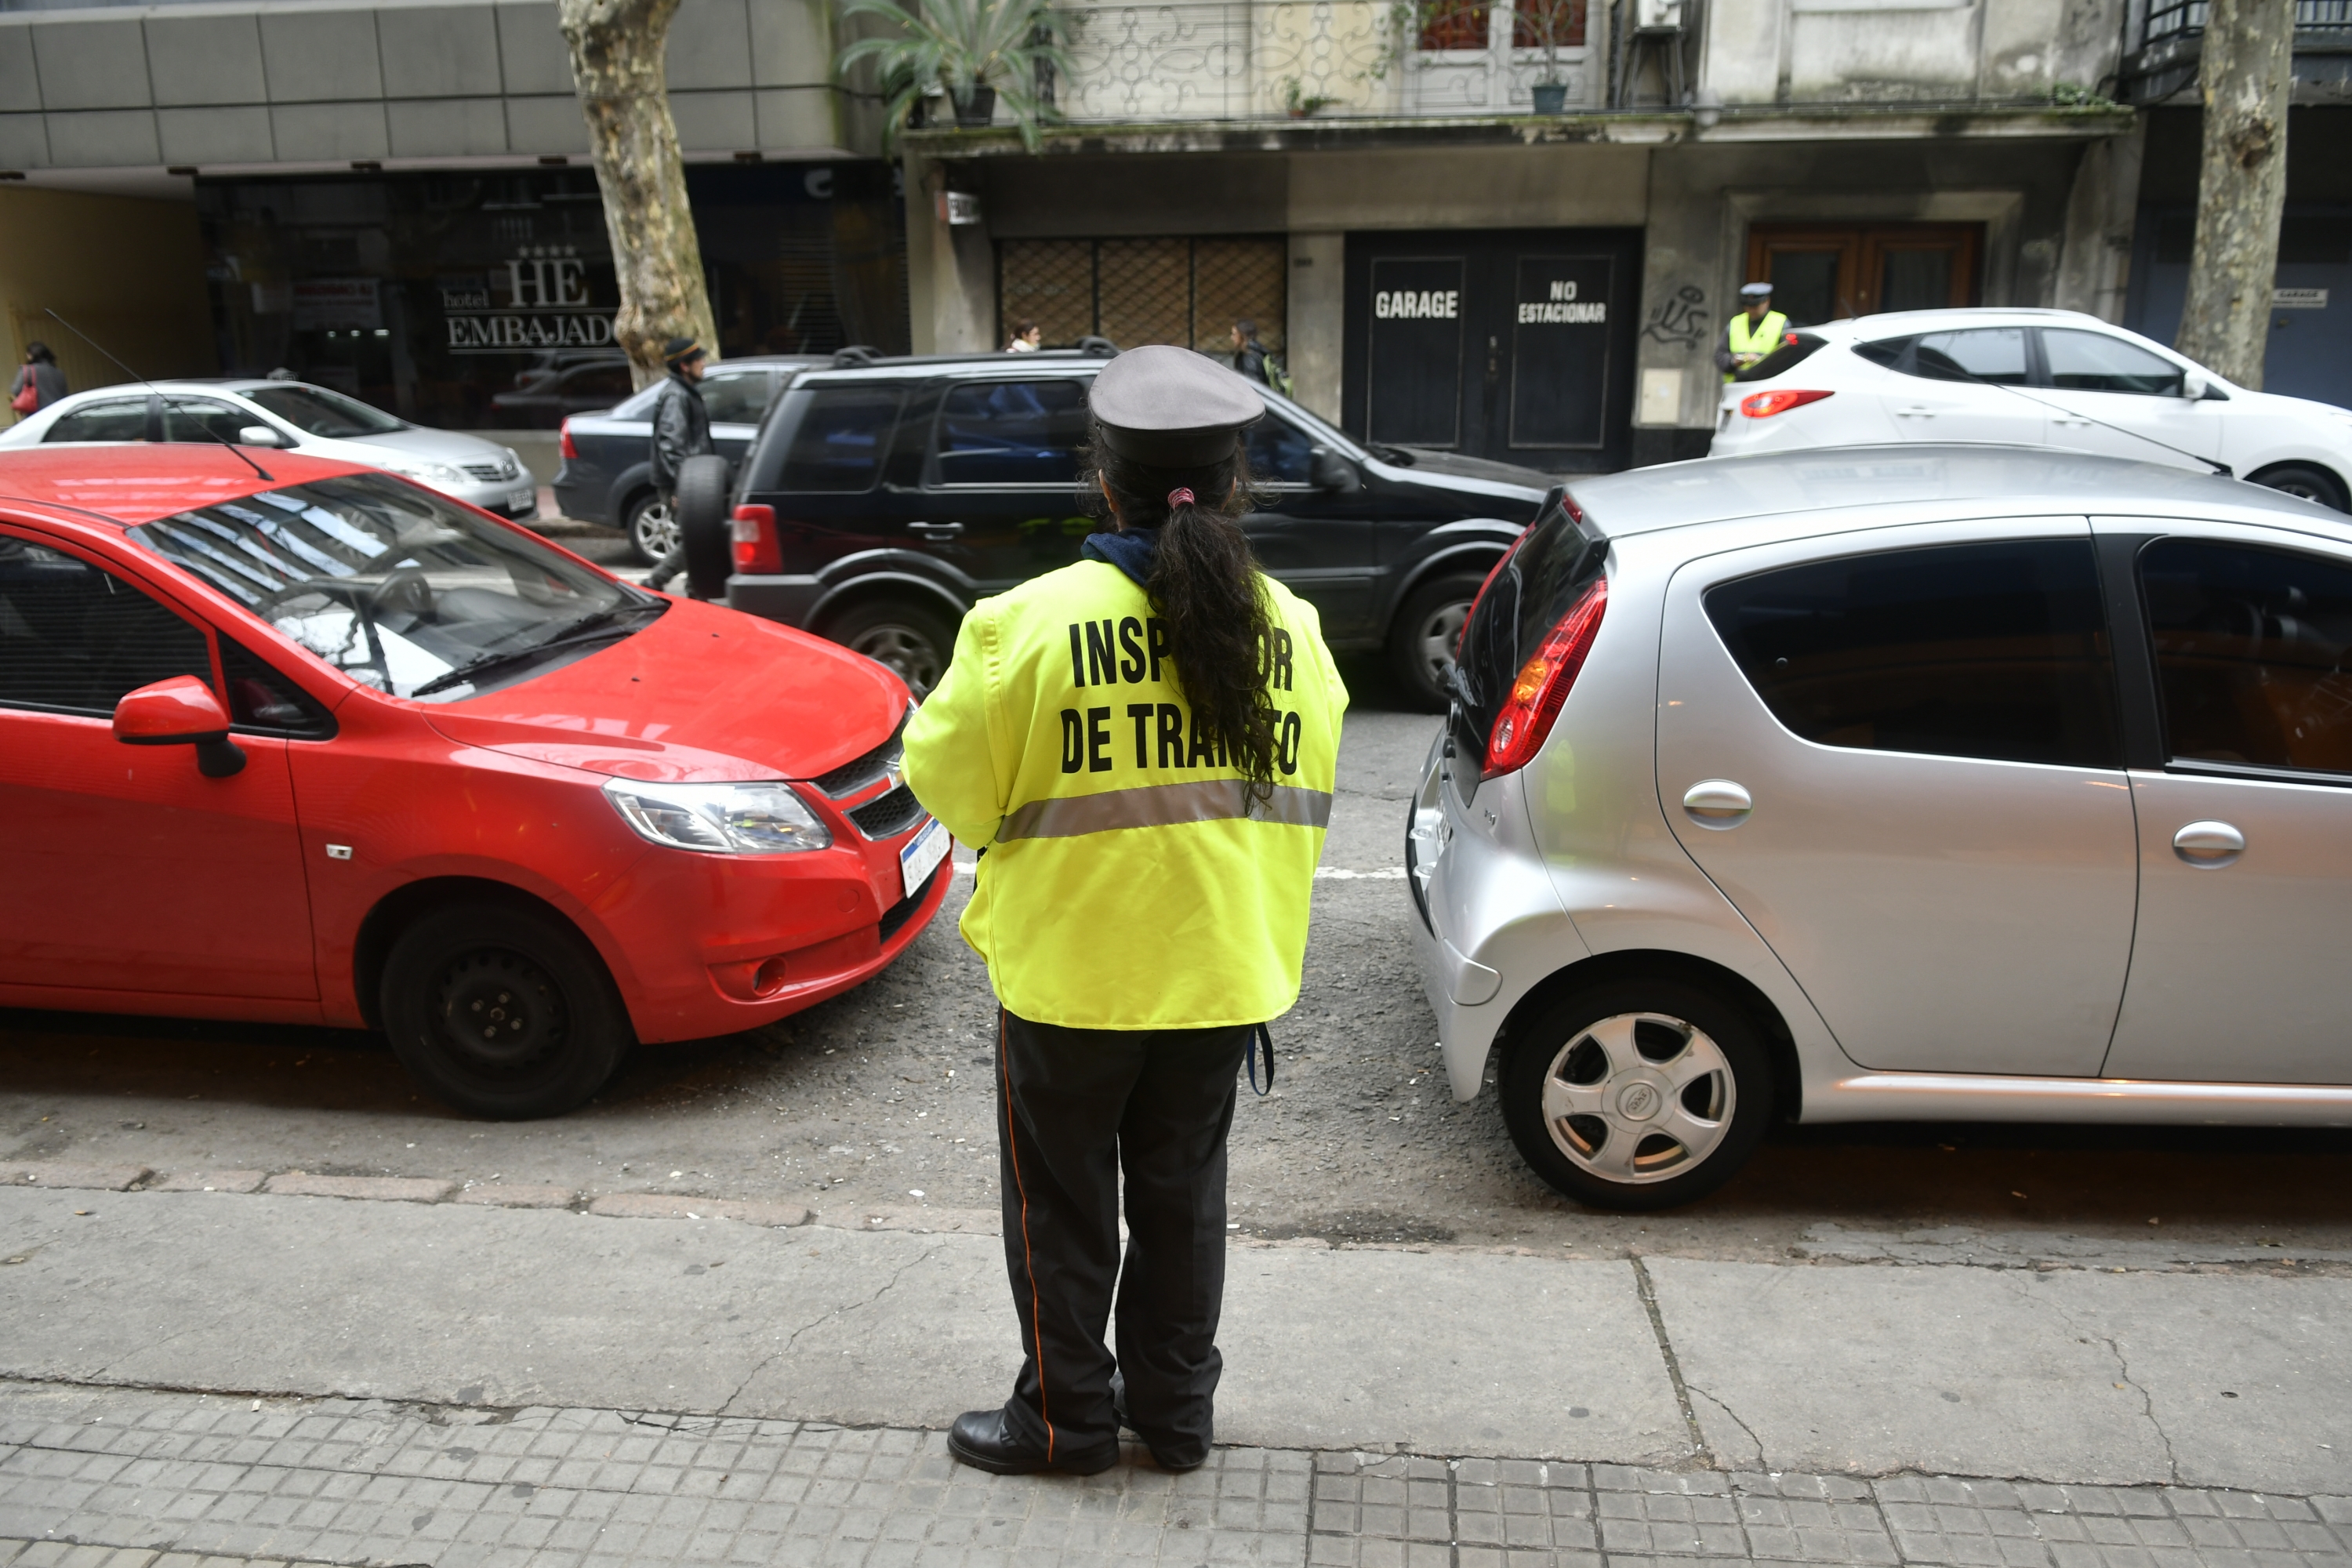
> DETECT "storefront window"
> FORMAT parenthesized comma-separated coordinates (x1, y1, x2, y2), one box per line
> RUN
(197, 163, 909, 433)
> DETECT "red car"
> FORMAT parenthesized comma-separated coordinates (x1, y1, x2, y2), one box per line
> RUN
(0, 444, 949, 1116)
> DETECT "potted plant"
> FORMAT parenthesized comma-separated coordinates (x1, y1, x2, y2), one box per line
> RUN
(1512, 0, 1584, 112)
(837, 0, 1073, 150)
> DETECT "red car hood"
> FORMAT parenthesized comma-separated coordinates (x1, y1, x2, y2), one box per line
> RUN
(426, 597, 908, 783)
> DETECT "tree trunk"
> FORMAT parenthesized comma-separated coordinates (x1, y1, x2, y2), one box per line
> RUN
(558, 0, 718, 389)
(2176, 0, 2293, 389)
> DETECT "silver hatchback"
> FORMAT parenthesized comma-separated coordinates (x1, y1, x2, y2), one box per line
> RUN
(1411, 445, 2352, 1210)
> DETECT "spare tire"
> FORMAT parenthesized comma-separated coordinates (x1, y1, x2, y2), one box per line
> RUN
(673, 454, 734, 601)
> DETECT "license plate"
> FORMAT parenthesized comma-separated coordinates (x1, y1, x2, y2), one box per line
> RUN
(898, 817, 948, 901)
(508, 491, 539, 517)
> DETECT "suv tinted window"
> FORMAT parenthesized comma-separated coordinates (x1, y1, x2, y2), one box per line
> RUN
(2042, 329, 2183, 396)
(1914, 328, 2030, 384)
(0, 534, 214, 715)
(46, 397, 151, 443)
(2140, 538, 2352, 773)
(702, 371, 773, 425)
(1706, 539, 2119, 768)
(775, 384, 905, 492)
(935, 379, 1089, 486)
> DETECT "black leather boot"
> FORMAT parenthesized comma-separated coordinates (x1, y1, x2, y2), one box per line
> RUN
(947, 1406, 1118, 1475)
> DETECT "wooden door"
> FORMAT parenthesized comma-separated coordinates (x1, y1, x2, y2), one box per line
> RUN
(1744, 223, 1983, 325)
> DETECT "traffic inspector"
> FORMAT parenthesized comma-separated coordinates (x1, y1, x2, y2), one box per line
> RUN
(902, 345, 1348, 1477)
(1717, 281, 1791, 380)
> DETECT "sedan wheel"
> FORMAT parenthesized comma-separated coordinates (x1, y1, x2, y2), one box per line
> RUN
(627, 495, 680, 565)
(1387, 572, 1484, 713)
(1501, 979, 1772, 1210)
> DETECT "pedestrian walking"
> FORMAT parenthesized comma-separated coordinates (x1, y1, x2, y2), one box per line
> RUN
(10, 342, 65, 419)
(1715, 281, 1790, 381)
(1229, 319, 1270, 386)
(644, 336, 713, 594)
(902, 345, 1346, 1477)
(1006, 321, 1043, 353)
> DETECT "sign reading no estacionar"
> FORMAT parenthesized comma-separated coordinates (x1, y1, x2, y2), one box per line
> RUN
(441, 247, 618, 354)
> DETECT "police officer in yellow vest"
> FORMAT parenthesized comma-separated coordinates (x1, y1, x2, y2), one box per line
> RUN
(1716, 281, 1791, 381)
(902, 345, 1346, 1477)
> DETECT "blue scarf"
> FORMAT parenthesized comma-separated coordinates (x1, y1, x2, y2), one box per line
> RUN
(1080, 526, 1158, 587)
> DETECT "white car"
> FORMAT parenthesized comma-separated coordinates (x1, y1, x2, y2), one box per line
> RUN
(0, 379, 539, 521)
(1711, 308, 2352, 512)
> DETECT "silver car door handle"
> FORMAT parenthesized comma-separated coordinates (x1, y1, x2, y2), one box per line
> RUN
(906, 521, 963, 539)
(1682, 779, 1752, 827)
(2172, 820, 2245, 866)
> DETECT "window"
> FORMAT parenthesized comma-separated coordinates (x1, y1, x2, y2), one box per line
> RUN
(1511, 0, 1586, 48)
(130, 472, 655, 702)
(1911, 328, 2030, 385)
(933, 380, 1090, 487)
(165, 399, 256, 445)
(2041, 330, 2183, 397)
(702, 371, 775, 426)
(220, 634, 336, 737)
(1705, 539, 2121, 768)
(0, 534, 214, 716)
(774, 385, 905, 492)
(243, 384, 406, 437)
(1247, 416, 1316, 485)
(45, 398, 151, 444)
(1418, 0, 1489, 47)
(2140, 539, 2352, 774)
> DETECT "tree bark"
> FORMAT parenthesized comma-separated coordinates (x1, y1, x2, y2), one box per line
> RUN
(2176, 0, 2293, 389)
(558, 0, 719, 389)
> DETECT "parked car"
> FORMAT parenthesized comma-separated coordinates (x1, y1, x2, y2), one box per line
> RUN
(1711, 308, 2352, 512)
(713, 349, 1552, 706)
(0, 379, 542, 522)
(552, 355, 822, 564)
(0, 442, 947, 1117)
(1414, 442, 2352, 1210)
(491, 356, 637, 428)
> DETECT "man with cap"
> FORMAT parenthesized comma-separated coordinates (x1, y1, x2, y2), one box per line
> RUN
(1716, 281, 1791, 381)
(902, 345, 1347, 1477)
(646, 336, 713, 592)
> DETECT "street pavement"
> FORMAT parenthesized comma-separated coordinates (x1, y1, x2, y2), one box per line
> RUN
(7, 618, 2352, 1562)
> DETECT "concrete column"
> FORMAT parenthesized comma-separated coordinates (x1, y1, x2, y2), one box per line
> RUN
(904, 154, 995, 355)
(1287, 230, 1345, 423)
(1630, 147, 1719, 466)
(2052, 124, 2147, 325)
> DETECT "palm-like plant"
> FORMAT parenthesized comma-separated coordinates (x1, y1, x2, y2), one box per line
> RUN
(837, 0, 1075, 151)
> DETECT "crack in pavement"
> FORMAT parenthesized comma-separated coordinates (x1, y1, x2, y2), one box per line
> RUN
(715, 1241, 946, 1416)
(1997, 1270, 2183, 1485)
(1685, 1382, 1766, 1469)
(1631, 1254, 1711, 1466)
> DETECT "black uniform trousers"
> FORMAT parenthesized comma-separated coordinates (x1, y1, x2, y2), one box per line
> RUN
(994, 1007, 1250, 1468)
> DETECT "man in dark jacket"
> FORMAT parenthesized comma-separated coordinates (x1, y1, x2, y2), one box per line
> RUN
(1229, 320, 1270, 387)
(646, 336, 715, 593)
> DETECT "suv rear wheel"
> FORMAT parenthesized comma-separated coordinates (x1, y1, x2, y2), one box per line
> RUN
(380, 904, 631, 1119)
(1500, 977, 1772, 1210)
(824, 599, 956, 699)
(625, 492, 677, 565)
(1388, 572, 1484, 712)
(2252, 463, 2350, 514)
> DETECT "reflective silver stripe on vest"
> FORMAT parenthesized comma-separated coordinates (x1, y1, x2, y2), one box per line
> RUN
(996, 780, 1334, 842)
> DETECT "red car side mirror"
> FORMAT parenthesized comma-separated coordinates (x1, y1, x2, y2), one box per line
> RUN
(112, 676, 245, 778)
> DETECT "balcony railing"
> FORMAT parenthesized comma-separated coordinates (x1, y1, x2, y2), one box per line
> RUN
(1047, 0, 1602, 122)
(2122, 0, 2352, 102)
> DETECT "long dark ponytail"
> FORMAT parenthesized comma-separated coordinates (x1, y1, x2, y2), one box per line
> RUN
(1084, 422, 1279, 793)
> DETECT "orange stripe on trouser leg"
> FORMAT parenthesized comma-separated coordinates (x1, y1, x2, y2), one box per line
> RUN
(1000, 1011, 1052, 1461)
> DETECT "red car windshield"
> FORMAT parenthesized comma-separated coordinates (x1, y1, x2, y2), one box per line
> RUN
(129, 472, 658, 702)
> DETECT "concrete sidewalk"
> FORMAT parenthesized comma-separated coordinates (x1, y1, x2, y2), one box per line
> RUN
(5, 1181, 2351, 1499)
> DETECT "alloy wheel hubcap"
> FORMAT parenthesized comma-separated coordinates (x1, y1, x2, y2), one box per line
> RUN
(1539, 1011, 1734, 1185)
(851, 625, 943, 699)
(635, 501, 680, 557)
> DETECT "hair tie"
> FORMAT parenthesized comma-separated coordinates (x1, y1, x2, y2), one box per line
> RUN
(1167, 487, 1196, 509)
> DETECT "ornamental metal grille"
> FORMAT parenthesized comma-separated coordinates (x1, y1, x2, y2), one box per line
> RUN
(997, 237, 1287, 356)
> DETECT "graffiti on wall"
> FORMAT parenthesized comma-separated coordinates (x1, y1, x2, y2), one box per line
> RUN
(1642, 285, 1710, 349)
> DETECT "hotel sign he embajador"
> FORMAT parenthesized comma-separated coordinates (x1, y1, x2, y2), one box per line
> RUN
(442, 246, 618, 354)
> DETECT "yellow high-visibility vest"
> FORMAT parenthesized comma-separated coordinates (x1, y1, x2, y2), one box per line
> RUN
(1724, 309, 1791, 380)
(902, 559, 1348, 1030)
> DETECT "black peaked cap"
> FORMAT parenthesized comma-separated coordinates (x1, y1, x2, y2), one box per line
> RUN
(1088, 344, 1265, 467)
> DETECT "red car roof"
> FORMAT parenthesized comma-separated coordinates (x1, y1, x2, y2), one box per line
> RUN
(0, 444, 373, 526)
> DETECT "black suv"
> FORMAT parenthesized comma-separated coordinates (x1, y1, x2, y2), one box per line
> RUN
(715, 349, 1552, 708)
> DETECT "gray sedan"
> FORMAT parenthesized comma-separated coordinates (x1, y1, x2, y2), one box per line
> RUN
(1413, 444, 2352, 1209)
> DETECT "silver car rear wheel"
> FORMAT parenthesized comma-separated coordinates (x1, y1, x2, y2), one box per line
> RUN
(1501, 978, 1772, 1210)
(626, 495, 680, 565)
(1539, 1012, 1733, 1184)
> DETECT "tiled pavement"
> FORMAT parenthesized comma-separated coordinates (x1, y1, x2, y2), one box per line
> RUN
(2, 1382, 2348, 1568)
